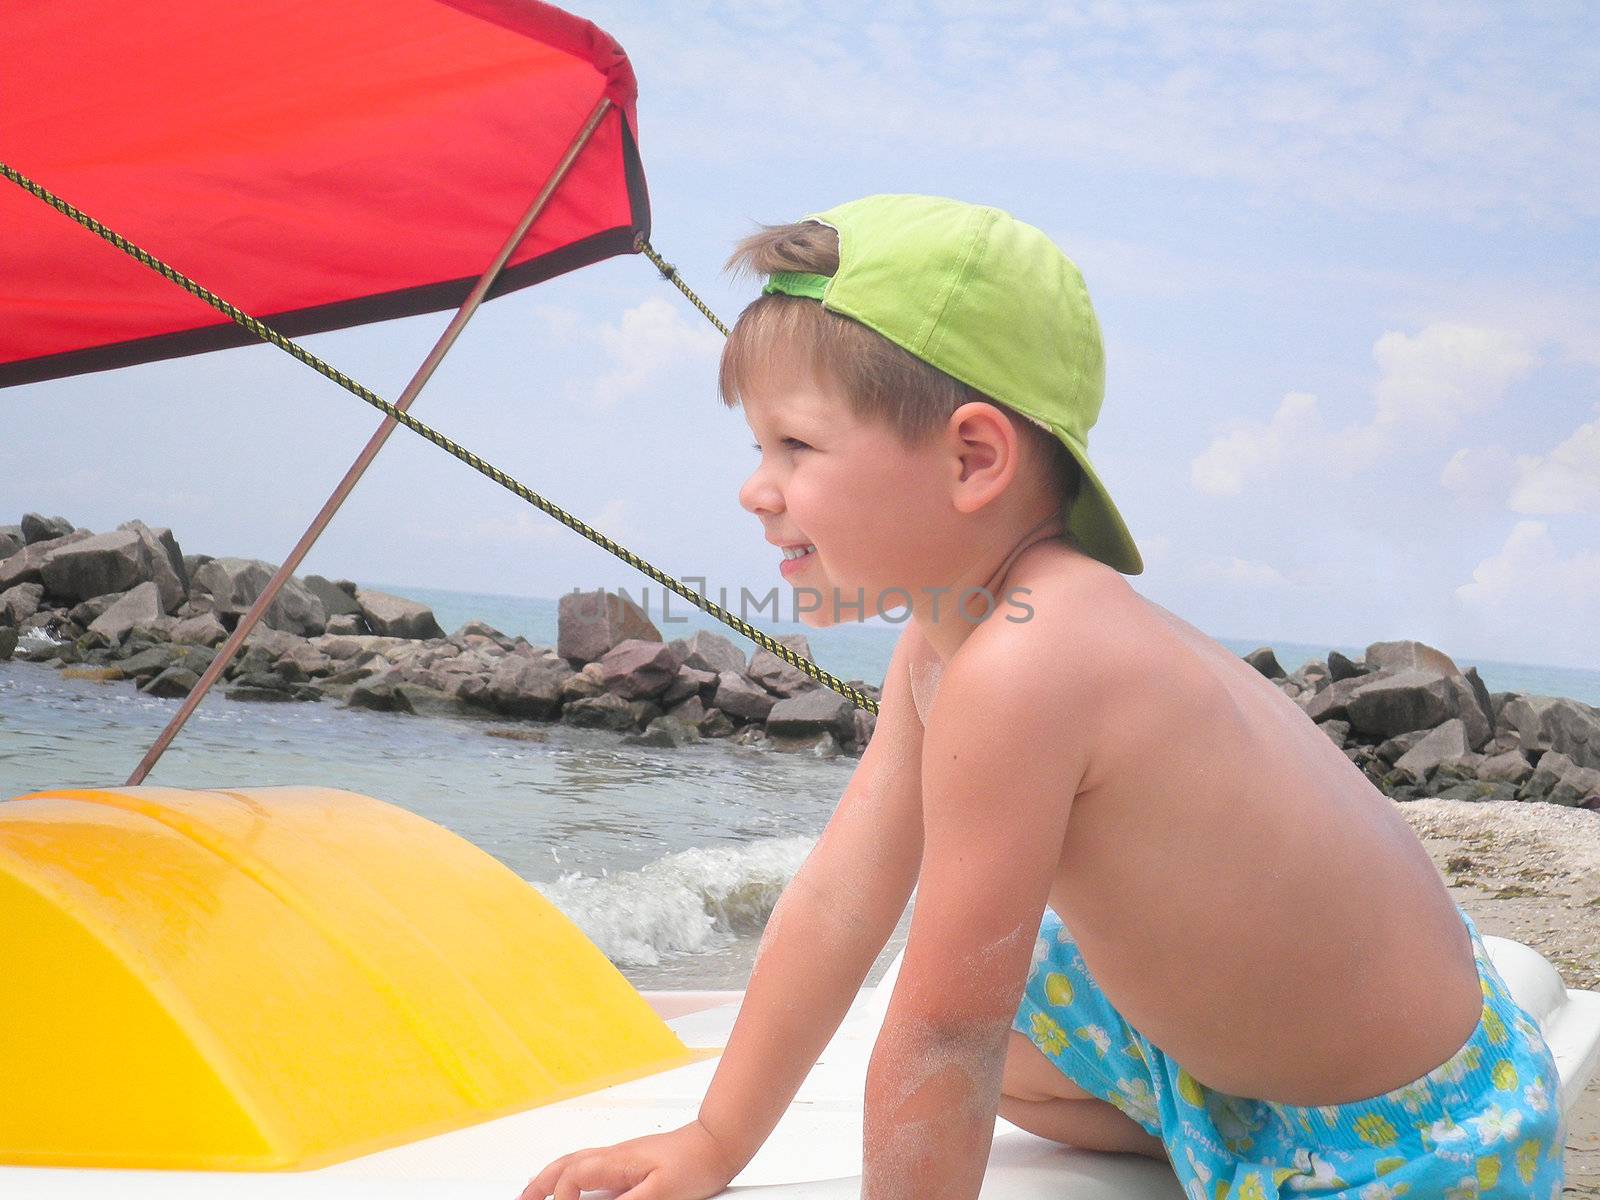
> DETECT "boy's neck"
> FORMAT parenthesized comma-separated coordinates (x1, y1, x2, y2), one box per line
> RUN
(911, 511, 1070, 663)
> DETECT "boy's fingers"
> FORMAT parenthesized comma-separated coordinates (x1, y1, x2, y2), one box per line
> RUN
(559, 1153, 649, 1198)
(614, 1171, 669, 1200)
(519, 1152, 577, 1199)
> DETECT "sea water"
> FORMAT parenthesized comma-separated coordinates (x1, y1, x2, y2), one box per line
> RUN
(3, 585, 1596, 991)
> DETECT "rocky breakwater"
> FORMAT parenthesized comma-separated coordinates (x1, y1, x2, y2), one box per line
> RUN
(0, 512, 879, 759)
(1245, 640, 1600, 810)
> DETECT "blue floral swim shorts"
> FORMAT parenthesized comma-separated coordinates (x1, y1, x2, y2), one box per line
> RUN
(1011, 903, 1567, 1198)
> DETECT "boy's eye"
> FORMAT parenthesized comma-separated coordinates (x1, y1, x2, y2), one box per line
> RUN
(750, 438, 810, 451)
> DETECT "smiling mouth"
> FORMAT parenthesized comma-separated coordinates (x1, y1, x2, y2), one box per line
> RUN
(781, 544, 817, 562)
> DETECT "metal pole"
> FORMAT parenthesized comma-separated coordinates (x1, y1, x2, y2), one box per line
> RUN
(126, 97, 614, 786)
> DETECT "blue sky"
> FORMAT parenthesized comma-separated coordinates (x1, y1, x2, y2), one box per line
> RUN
(5, 1, 1598, 668)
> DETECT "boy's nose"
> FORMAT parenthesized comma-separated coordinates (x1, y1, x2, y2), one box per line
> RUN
(738, 468, 782, 518)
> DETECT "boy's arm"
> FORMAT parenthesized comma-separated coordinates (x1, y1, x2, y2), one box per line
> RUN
(693, 623, 929, 1175)
(525, 629, 928, 1200)
(860, 631, 1092, 1200)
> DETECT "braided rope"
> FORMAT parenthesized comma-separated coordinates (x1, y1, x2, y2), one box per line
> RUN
(635, 236, 732, 337)
(1, 162, 878, 716)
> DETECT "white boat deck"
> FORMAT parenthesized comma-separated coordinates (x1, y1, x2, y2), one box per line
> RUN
(5, 936, 1598, 1198)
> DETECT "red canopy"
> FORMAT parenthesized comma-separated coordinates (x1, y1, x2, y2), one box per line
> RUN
(0, 0, 647, 387)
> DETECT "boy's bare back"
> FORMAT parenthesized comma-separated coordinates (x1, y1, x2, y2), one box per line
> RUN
(903, 535, 1484, 1108)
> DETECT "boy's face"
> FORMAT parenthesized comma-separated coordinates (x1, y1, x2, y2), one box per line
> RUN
(739, 380, 951, 627)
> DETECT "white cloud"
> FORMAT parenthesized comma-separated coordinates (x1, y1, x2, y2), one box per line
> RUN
(1190, 323, 1536, 495)
(1141, 537, 1297, 590)
(625, 2, 1600, 228)
(586, 298, 724, 411)
(1367, 323, 1537, 434)
(1440, 445, 1517, 498)
(1189, 555, 1294, 589)
(1441, 404, 1600, 515)
(1455, 520, 1600, 618)
(1507, 409, 1600, 515)
(1190, 391, 1321, 497)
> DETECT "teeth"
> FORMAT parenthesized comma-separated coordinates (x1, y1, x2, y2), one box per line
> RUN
(782, 544, 816, 561)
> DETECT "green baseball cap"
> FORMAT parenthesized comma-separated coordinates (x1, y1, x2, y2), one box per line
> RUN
(760, 193, 1143, 575)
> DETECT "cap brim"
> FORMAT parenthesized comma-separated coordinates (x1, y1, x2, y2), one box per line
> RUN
(1054, 432, 1144, 575)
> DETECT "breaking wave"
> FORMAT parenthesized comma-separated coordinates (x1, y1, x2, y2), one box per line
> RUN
(530, 835, 817, 967)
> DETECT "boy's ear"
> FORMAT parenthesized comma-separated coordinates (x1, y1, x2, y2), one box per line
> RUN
(947, 402, 1021, 510)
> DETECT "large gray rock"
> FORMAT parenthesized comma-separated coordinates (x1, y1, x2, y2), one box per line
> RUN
(1363, 639, 1463, 677)
(660, 666, 718, 707)
(1462, 666, 1496, 737)
(304, 574, 363, 619)
(140, 667, 200, 699)
(354, 589, 443, 640)
(558, 589, 659, 666)
(67, 592, 121, 630)
(239, 625, 308, 660)
(1435, 780, 1519, 804)
(1303, 672, 1393, 724)
(666, 695, 709, 727)
(1498, 695, 1600, 770)
(279, 641, 336, 679)
(1476, 749, 1533, 786)
(1392, 719, 1469, 781)
(313, 634, 366, 662)
(171, 611, 228, 648)
(1488, 692, 1520, 727)
(0, 582, 44, 626)
(347, 673, 415, 714)
(106, 644, 182, 682)
(1344, 668, 1491, 748)
(766, 688, 857, 742)
(0, 526, 23, 560)
(1519, 751, 1575, 803)
(561, 691, 642, 732)
(190, 558, 327, 636)
(1243, 647, 1284, 679)
(598, 638, 682, 700)
(1326, 650, 1366, 682)
(622, 715, 700, 748)
(39, 531, 170, 614)
(746, 633, 818, 698)
(482, 654, 571, 719)
(40, 526, 184, 612)
(21, 513, 74, 544)
(559, 662, 607, 702)
(0, 530, 92, 590)
(670, 630, 747, 675)
(1548, 764, 1600, 808)
(127, 615, 180, 644)
(87, 582, 164, 644)
(713, 670, 778, 722)
(120, 521, 188, 596)
(1374, 727, 1429, 765)
(0, 627, 16, 660)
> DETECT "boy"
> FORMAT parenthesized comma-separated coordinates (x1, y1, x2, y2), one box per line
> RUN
(523, 195, 1565, 1200)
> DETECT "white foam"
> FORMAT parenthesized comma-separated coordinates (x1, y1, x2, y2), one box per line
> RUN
(16, 627, 62, 650)
(530, 835, 817, 967)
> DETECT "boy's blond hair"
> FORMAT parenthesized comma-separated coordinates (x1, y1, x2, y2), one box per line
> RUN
(718, 221, 1084, 517)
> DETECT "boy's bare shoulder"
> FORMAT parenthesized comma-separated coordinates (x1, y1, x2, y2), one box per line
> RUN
(903, 542, 1201, 754)
(969, 545, 1168, 696)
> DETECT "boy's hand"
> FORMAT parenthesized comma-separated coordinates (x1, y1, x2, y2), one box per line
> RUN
(518, 1119, 739, 1200)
